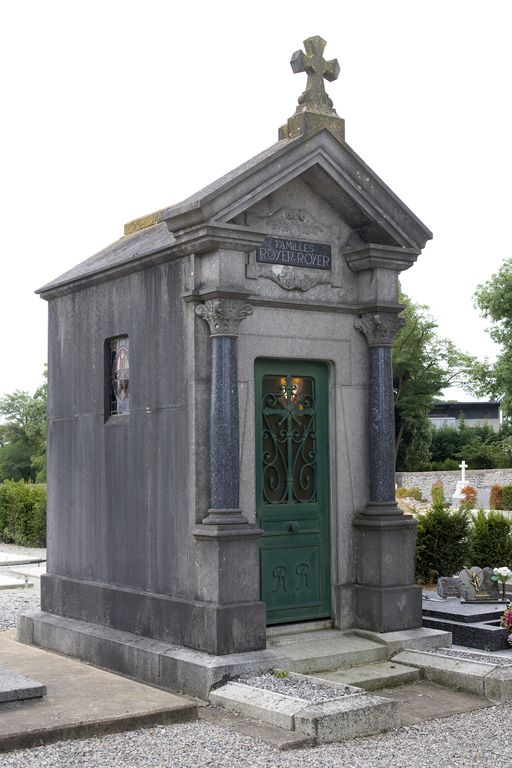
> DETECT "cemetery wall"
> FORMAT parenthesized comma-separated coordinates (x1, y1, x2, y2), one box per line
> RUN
(396, 469, 512, 502)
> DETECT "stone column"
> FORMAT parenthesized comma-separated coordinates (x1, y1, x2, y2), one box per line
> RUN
(354, 313, 404, 515)
(195, 298, 253, 525)
(353, 311, 422, 633)
(193, 297, 266, 654)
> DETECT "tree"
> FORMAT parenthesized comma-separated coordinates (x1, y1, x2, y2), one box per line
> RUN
(474, 258, 512, 418)
(393, 293, 475, 471)
(0, 370, 47, 482)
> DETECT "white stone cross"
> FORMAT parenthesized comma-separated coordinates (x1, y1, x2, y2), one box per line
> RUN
(459, 460, 468, 484)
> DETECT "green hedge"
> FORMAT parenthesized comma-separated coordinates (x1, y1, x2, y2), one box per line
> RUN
(415, 504, 470, 582)
(0, 480, 46, 547)
(469, 509, 512, 569)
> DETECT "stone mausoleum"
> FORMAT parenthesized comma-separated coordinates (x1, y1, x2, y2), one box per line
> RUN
(21, 38, 432, 686)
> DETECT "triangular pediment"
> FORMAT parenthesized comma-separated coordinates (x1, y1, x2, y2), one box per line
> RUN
(38, 128, 431, 298)
(161, 129, 431, 252)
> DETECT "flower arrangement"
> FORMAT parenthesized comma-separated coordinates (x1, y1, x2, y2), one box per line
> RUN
(492, 566, 512, 600)
(500, 602, 512, 646)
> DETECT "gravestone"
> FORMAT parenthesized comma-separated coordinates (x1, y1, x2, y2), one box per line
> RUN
(476, 486, 491, 509)
(437, 576, 463, 599)
(458, 567, 501, 602)
(19, 37, 432, 691)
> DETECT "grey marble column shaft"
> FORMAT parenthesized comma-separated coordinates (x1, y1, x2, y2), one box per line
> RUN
(354, 312, 404, 515)
(368, 345, 397, 504)
(210, 336, 239, 510)
(195, 298, 254, 525)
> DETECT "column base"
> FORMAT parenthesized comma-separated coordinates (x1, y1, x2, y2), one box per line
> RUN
(353, 512, 421, 632)
(354, 584, 422, 632)
(200, 508, 250, 525)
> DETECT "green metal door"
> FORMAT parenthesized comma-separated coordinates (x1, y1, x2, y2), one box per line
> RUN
(255, 359, 331, 625)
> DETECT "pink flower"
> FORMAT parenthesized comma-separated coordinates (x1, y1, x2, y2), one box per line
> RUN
(500, 606, 512, 630)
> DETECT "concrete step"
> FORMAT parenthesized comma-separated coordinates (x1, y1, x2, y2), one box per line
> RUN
(312, 661, 421, 691)
(393, 648, 512, 703)
(267, 631, 388, 674)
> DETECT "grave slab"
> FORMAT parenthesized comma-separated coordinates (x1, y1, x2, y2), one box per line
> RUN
(393, 648, 512, 702)
(0, 668, 46, 702)
(422, 593, 508, 651)
(209, 676, 399, 743)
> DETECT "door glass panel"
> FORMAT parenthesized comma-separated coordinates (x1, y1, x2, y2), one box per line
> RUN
(261, 374, 317, 505)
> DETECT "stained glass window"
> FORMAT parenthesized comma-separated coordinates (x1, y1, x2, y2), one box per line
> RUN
(110, 337, 130, 415)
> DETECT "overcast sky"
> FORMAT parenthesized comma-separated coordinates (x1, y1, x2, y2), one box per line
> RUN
(1, 0, 510, 400)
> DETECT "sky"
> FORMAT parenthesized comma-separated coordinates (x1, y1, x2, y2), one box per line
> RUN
(1, 0, 511, 400)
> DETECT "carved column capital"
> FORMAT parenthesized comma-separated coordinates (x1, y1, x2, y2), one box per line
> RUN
(195, 299, 253, 337)
(354, 312, 405, 347)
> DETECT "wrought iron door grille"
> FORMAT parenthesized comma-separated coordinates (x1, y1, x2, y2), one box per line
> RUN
(261, 375, 317, 504)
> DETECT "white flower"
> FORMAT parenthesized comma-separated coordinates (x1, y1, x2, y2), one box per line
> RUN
(493, 566, 512, 579)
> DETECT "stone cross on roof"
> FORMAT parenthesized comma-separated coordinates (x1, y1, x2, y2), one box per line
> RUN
(279, 36, 345, 143)
(291, 36, 340, 114)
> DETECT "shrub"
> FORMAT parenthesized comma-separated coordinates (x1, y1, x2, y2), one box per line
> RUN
(461, 485, 477, 509)
(502, 485, 512, 511)
(469, 509, 512, 569)
(490, 484, 503, 510)
(429, 459, 460, 471)
(396, 486, 422, 501)
(431, 480, 444, 505)
(415, 503, 471, 583)
(0, 480, 46, 547)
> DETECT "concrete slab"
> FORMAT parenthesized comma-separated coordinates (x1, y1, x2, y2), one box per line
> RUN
(0, 636, 196, 753)
(0, 668, 46, 702)
(376, 680, 492, 726)
(313, 661, 420, 691)
(0, 574, 33, 590)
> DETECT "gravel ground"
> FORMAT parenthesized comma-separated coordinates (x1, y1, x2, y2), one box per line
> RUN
(1, 706, 512, 768)
(242, 672, 354, 701)
(2, 545, 512, 767)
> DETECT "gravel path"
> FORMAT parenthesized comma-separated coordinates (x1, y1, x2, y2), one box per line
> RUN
(0, 543, 43, 633)
(1, 545, 512, 767)
(1, 706, 512, 768)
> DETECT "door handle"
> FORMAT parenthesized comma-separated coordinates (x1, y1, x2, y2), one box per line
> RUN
(288, 521, 299, 532)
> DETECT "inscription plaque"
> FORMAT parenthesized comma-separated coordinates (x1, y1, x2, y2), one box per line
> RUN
(256, 237, 332, 270)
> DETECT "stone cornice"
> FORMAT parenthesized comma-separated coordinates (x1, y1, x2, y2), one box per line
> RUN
(345, 244, 419, 274)
(169, 223, 266, 256)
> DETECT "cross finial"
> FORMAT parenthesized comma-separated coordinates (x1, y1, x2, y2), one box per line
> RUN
(279, 36, 344, 142)
(459, 460, 468, 483)
(291, 36, 340, 114)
